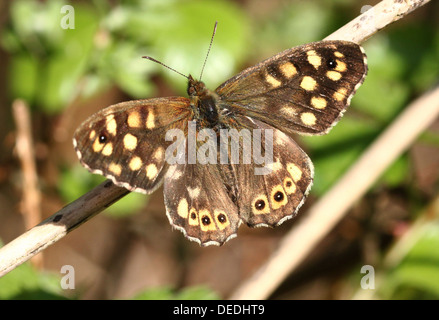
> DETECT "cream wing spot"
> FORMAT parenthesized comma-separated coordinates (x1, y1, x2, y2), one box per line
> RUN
(101, 143, 113, 156)
(177, 198, 189, 219)
(334, 51, 344, 58)
(187, 186, 201, 199)
(333, 87, 348, 101)
(92, 138, 104, 152)
(300, 76, 317, 91)
(146, 111, 156, 129)
(123, 133, 138, 151)
(307, 50, 321, 69)
(311, 96, 327, 109)
(127, 111, 142, 128)
(265, 74, 282, 88)
(287, 163, 302, 182)
(335, 60, 347, 72)
(108, 162, 122, 176)
(128, 156, 142, 171)
(283, 177, 296, 194)
(279, 61, 297, 78)
(326, 70, 342, 81)
(301, 112, 317, 126)
(89, 130, 96, 140)
(214, 210, 230, 230)
(145, 164, 158, 180)
(106, 115, 117, 136)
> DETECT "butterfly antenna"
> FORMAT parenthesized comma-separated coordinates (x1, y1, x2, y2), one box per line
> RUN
(142, 56, 189, 79)
(199, 21, 218, 81)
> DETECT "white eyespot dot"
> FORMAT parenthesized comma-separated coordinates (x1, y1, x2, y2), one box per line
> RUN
(154, 147, 164, 161)
(106, 115, 117, 136)
(335, 60, 347, 72)
(214, 210, 229, 230)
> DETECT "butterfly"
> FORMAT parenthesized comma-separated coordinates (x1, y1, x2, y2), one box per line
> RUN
(73, 27, 367, 246)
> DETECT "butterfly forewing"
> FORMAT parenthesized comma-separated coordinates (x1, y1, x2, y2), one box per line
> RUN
(73, 97, 192, 194)
(216, 40, 367, 136)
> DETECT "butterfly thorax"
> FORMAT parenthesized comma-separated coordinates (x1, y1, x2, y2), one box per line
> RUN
(187, 75, 220, 128)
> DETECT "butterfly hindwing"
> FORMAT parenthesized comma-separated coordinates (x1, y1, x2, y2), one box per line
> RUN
(73, 97, 192, 194)
(216, 40, 367, 136)
(222, 115, 314, 228)
(163, 161, 240, 246)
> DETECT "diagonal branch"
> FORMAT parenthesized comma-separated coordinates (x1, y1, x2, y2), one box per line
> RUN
(0, 0, 433, 280)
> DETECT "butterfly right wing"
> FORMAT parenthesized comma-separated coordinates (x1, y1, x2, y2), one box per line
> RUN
(216, 40, 367, 136)
(73, 97, 192, 194)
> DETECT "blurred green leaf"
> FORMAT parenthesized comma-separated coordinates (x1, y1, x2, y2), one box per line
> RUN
(379, 223, 439, 299)
(0, 263, 65, 300)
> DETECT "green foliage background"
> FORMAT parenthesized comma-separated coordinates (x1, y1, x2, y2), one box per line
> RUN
(0, 0, 438, 300)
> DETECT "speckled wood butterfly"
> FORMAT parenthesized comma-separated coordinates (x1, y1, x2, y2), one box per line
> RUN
(73, 28, 367, 246)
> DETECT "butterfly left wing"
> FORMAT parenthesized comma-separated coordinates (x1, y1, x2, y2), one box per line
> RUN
(73, 97, 192, 194)
(215, 40, 367, 136)
(163, 160, 241, 247)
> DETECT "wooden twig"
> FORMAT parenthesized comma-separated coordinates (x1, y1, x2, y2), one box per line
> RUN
(12, 99, 43, 268)
(0, 0, 432, 281)
(0, 180, 129, 277)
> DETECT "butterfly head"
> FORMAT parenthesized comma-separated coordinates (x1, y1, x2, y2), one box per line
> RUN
(187, 75, 208, 97)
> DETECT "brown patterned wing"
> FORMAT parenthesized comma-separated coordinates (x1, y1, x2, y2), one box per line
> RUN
(222, 115, 314, 228)
(215, 40, 367, 136)
(73, 97, 192, 194)
(163, 160, 241, 247)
